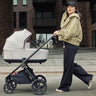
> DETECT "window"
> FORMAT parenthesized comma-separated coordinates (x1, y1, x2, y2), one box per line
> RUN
(43, 12, 53, 19)
(36, 12, 53, 19)
(19, 12, 27, 28)
(36, 12, 42, 19)
(36, 34, 53, 48)
(91, 4, 96, 24)
(77, 0, 90, 1)
(35, 11, 55, 27)
(33, 0, 56, 3)
(13, 12, 16, 28)
(13, 0, 17, 5)
(23, 0, 27, 5)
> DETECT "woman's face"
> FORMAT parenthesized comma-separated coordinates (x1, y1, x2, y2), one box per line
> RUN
(67, 5, 76, 15)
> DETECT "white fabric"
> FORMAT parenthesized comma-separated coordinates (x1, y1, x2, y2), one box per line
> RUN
(3, 29, 49, 61)
(3, 29, 32, 49)
(3, 48, 49, 60)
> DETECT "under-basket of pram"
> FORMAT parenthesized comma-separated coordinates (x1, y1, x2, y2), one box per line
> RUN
(3, 29, 53, 95)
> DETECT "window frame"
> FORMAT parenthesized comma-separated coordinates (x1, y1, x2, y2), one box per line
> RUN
(13, 0, 17, 6)
(22, 0, 27, 6)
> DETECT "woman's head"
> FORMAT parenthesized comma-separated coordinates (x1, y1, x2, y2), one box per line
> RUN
(66, 1, 77, 15)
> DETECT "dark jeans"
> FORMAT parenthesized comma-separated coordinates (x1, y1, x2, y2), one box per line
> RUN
(59, 42, 93, 91)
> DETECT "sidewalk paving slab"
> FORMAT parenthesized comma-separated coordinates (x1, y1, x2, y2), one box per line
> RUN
(0, 76, 96, 96)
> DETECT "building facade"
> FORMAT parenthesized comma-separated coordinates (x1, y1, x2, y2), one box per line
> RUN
(13, 0, 96, 48)
(0, 0, 13, 54)
(13, 0, 35, 39)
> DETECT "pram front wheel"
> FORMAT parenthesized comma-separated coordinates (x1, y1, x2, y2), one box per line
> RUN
(3, 83, 14, 94)
(32, 79, 47, 95)
(3, 80, 17, 94)
(36, 75, 46, 82)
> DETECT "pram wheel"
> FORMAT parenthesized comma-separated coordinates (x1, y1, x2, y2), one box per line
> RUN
(3, 80, 17, 94)
(10, 80, 17, 89)
(36, 75, 46, 82)
(4, 83, 14, 94)
(32, 79, 47, 95)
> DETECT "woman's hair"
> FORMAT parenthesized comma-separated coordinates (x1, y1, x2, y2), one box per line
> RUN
(76, 9, 82, 19)
(66, 8, 82, 20)
(65, 9, 83, 24)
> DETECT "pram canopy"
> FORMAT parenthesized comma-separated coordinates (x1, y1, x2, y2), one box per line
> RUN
(3, 29, 49, 63)
(3, 29, 32, 49)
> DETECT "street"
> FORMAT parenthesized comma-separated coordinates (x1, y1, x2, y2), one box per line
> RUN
(0, 74, 96, 96)
(0, 49, 96, 96)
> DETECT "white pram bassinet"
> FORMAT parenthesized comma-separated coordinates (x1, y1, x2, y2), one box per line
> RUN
(3, 29, 49, 63)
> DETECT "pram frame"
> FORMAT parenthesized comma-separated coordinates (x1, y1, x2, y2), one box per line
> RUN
(4, 36, 53, 95)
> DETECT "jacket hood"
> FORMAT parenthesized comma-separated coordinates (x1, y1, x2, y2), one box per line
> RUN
(69, 13, 80, 20)
(60, 11, 80, 28)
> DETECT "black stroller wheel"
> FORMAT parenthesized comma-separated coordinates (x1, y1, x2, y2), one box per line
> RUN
(3, 83, 14, 94)
(36, 75, 46, 82)
(32, 79, 47, 95)
(10, 80, 17, 89)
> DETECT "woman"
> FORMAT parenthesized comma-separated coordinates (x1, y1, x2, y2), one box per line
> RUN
(53, 1, 93, 92)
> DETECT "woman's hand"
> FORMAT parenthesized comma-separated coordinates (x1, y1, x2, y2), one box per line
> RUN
(53, 31, 59, 36)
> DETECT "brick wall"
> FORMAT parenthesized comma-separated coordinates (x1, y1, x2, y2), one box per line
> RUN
(13, 0, 35, 40)
(0, 0, 13, 54)
(0, 0, 94, 54)
(77, 1, 92, 47)
(13, 0, 94, 47)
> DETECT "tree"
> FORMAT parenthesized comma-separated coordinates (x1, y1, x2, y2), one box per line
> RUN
(0, 0, 13, 54)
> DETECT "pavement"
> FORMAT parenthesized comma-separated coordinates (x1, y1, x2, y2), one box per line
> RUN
(0, 48, 96, 96)
(0, 76, 96, 96)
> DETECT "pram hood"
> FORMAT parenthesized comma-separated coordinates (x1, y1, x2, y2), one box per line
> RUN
(3, 29, 32, 49)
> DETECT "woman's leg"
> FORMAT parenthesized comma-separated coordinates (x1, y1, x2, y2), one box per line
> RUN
(73, 63, 93, 85)
(58, 43, 78, 91)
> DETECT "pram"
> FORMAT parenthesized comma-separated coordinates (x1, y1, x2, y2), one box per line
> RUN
(3, 29, 53, 95)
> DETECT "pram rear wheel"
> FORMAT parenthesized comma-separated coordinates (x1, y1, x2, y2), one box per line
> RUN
(32, 79, 47, 95)
(36, 75, 46, 82)
(3, 80, 17, 94)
